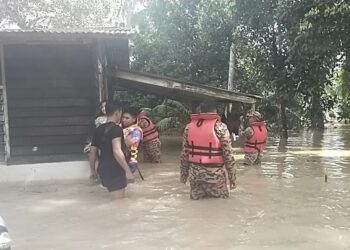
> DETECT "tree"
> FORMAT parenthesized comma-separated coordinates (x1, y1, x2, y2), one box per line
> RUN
(1, 0, 143, 29)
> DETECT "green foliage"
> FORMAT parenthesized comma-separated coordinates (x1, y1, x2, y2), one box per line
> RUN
(1, 0, 141, 28)
(3, 0, 350, 134)
(141, 99, 190, 132)
(114, 90, 162, 110)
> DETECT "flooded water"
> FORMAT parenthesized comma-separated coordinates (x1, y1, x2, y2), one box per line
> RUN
(1, 128, 350, 249)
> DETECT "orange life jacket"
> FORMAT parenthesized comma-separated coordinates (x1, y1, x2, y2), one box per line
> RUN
(244, 121, 267, 154)
(138, 115, 159, 142)
(186, 113, 224, 165)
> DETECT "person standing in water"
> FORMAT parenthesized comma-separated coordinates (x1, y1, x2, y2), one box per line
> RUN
(180, 100, 236, 200)
(84, 100, 108, 154)
(122, 107, 143, 174)
(239, 110, 267, 165)
(138, 111, 161, 163)
(89, 101, 134, 199)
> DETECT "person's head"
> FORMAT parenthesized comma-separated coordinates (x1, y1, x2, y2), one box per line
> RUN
(246, 110, 263, 123)
(97, 99, 107, 116)
(199, 100, 217, 113)
(105, 100, 123, 123)
(122, 107, 139, 128)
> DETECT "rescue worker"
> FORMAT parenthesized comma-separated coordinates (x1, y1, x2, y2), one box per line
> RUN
(180, 100, 236, 200)
(122, 107, 143, 173)
(89, 101, 134, 199)
(138, 111, 161, 163)
(239, 110, 267, 165)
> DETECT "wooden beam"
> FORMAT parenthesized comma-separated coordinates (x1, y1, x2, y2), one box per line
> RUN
(0, 44, 11, 163)
(251, 103, 256, 111)
(111, 69, 259, 104)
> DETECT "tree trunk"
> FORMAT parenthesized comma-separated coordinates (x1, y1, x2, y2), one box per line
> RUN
(277, 98, 288, 139)
(310, 94, 324, 129)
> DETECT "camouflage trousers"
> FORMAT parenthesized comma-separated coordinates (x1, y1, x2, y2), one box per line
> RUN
(244, 153, 263, 165)
(190, 181, 229, 200)
(142, 138, 161, 163)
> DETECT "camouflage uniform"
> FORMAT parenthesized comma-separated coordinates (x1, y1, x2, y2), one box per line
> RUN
(139, 118, 161, 163)
(180, 122, 236, 200)
(239, 110, 264, 165)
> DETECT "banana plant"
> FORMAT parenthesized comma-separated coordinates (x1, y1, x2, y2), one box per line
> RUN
(141, 99, 191, 132)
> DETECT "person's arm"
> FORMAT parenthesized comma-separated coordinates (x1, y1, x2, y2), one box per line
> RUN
(89, 146, 98, 181)
(215, 122, 236, 189)
(125, 129, 142, 147)
(180, 125, 190, 184)
(112, 137, 135, 180)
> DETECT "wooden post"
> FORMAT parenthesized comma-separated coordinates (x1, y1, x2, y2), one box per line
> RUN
(226, 43, 235, 117)
(251, 103, 256, 111)
(0, 45, 11, 163)
(97, 42, 109, 101)
(96, 43, 104, 102)
(191, 102, 198, 114)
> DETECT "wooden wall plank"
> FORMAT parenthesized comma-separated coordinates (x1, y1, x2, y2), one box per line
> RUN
(8, 98, 91, 108)
(7, 88, 93, 98)
(4, 43, 98, 163)
(11, 135, 88, 146)
(8, 107, 93, 118)
(10, 116, 91, 127)
(10, 126, 90, 136)
(11, 144, 84, 156)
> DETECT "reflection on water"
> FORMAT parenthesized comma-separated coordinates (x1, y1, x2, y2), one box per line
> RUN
(1, 128, 350, 249)
(263, 128, 350, 179)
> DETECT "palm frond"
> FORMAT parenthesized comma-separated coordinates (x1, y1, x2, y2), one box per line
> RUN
(155, 117, 178, 132)
(152, 104, 178, 117)
(163, 99, 190, 116)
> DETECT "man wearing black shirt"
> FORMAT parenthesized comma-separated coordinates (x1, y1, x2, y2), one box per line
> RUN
(89, 101, 134, 199)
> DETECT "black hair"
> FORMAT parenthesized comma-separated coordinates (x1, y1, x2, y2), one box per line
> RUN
(122, 107, 139, 118)
(200, 100, 217, 113)
(105, 100, 122, 116)
(95, 99, 107, 117)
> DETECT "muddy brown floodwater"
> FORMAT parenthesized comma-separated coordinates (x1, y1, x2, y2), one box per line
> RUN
(1, 128, 350, 249)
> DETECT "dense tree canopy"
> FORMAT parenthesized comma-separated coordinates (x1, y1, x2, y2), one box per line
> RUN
(1, 0, 350, 137)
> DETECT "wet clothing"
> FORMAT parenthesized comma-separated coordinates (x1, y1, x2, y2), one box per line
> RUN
(142, 138, 161, 163)
(139, 117, 161, 163)
(123, 125, 142, 173)
(138, 115, 159, 142)
(91, 122, 127, 191)
(244, 122, 267, 154)
(187, 113, 224, 165)
(240, 122, 267, 165)
(94, 116, 107, 128)
(181, 119, 236, 200)
(84, 116, 107, 154)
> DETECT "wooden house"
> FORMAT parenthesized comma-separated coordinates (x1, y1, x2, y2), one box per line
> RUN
(0, 28, 260, 165)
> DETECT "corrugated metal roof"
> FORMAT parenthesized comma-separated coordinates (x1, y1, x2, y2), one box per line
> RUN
(0, 28, 134, 38)
(111, 69, 261, 104)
